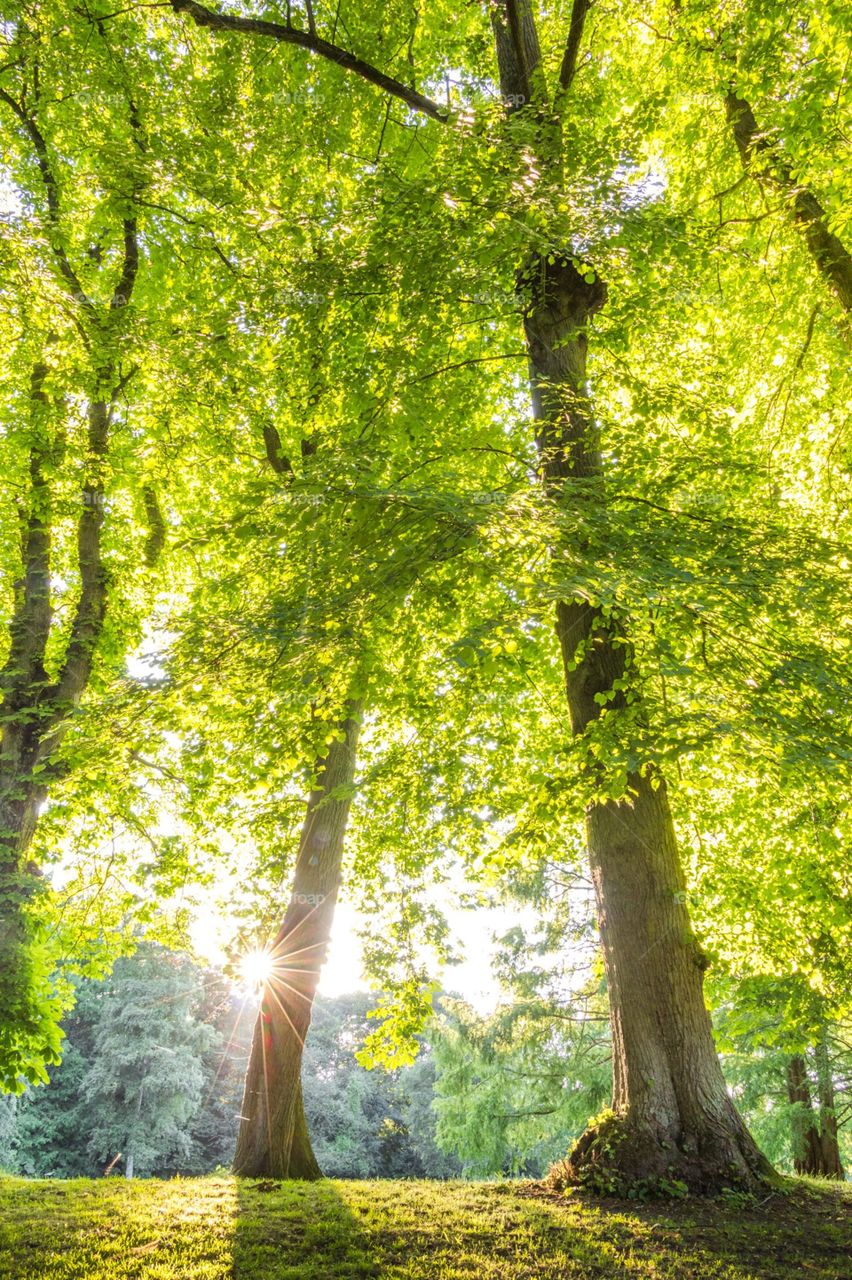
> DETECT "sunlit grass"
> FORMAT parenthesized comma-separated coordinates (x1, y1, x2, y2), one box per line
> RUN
(0, 1175, 849, 1279)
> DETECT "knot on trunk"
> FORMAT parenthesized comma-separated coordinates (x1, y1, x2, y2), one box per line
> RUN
(519, 253, 607, 334)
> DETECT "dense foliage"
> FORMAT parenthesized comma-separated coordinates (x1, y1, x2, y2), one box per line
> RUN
(0, 0, 849, 1191)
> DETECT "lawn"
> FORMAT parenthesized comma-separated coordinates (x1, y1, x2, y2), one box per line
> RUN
(0, 1175, 849, 1279)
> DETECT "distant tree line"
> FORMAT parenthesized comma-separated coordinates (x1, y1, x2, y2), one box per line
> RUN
(0, 942, 847, 1181)
(0, 944, 459, 1180)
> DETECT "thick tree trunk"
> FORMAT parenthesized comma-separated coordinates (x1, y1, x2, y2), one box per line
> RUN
(233, 706, 361, 1178)
(725, 90, 852, 321)
(522, 253, 770, 1191)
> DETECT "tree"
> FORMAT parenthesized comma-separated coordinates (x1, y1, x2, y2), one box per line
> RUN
(299, 992, 458, 1178)
(713, 984, 851, 1180)
(169, 0, 783, 1191)
(0, 6, 169, 1088)
(2, 0, 847, 1198)
(80, 945, 214, 1178)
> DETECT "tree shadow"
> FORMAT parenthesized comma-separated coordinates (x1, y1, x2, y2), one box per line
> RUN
(233, 1179, 382, 1280)
(516, 1184, 852, 1280)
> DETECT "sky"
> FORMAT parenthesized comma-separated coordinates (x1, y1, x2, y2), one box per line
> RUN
(189, 880, 542, 1014)
(122, 640, 547, 1013)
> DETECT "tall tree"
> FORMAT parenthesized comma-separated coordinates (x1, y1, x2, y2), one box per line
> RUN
(0, 15, 153, 1088)
(233, 703, 362, 1177)
(169, 0, 778, 1189)
(82, 945, 215, 1178)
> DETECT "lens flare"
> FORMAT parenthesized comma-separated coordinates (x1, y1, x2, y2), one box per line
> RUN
(239, 947, 274, 989)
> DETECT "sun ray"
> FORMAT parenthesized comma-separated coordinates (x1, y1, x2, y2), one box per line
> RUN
(262, 976, 307, 1050)
(238, 947, 276, 989)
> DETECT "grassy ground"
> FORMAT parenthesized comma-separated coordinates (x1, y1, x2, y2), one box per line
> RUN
(0, 1175, 849, 1280)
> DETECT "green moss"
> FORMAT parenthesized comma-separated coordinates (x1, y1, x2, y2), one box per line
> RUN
(0, 1174, 848, 1279)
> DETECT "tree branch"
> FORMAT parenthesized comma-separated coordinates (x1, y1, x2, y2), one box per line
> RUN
(726, 89, 852, 319)
(490, 0, 544, 110)
(50, 398, 111, 711)
(170, 0, 447, 121)
(559, 0, 590, 93)
(0, 86, 90, 306)
(0, 363, 54, 702)
(112, 217, 140, 308)
(142, 486, 167, 567)
(263, 423, 294, 476)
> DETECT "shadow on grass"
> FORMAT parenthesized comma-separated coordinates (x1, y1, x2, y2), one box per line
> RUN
(233, 1179, 381, 1280)
(512, 1182, 852, 1280)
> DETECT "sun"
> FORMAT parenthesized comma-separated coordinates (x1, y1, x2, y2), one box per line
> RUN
(238, 947, 275, 989)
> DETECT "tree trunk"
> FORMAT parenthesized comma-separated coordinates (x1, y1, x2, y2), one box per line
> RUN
(233, 706, 361, 1178)
(814, 1031, 845, 1179)
(725, 90, 852, 322)
(0, 391, 111, 1079)
(786, 1054, 824, 1175)
(519, 252, 771, 1191)
(0, 80, 140, 1076)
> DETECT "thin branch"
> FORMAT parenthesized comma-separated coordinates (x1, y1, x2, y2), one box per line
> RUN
(408, 350, 528, 385)
(0, 86, 90, 305)
(170, 0, 447, 121)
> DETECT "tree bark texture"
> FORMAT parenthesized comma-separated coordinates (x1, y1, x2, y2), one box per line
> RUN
(233, 707, 361, 1178)
(524, 254, 770, 1190)
(489, 0, 771, 1191)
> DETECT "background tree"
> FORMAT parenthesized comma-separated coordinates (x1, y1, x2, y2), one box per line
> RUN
(76, 945, 215, 1178)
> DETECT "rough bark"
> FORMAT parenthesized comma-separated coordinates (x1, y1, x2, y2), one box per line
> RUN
(488, 1, 771, 1193)
(725, 90, 852, 320)
(523, 254, 770, 1191)
(233, 707, 361, 1178)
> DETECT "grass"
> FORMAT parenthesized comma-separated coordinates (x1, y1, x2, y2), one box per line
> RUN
(0, 1175, 849, 1279)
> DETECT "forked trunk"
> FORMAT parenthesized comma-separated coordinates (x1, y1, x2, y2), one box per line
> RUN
(786, 1054, 824, 1175)
(233, 707, 361, 1178)
(814, 1033, 845, 1180)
